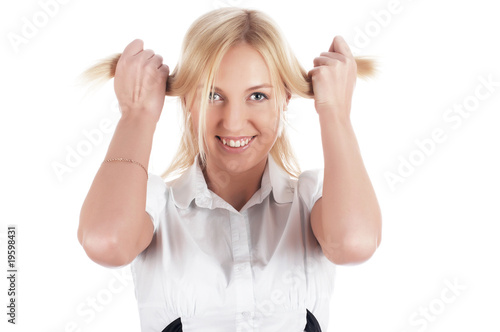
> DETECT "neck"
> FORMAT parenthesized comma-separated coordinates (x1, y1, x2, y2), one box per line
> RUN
(202, 156, 268, 212)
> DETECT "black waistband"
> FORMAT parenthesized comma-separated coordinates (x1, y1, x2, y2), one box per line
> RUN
(162, 317, 181, 332)
(161, 309, 322, 332)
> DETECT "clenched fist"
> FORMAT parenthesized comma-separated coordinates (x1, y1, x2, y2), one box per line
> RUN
(114, 39, 170, 123)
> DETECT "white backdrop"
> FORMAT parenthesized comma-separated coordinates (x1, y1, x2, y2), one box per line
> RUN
(1, 0, 499, 331)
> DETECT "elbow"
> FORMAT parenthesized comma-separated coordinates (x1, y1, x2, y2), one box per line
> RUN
(324, 232, 381, 266)
(78, 227, 134, 268)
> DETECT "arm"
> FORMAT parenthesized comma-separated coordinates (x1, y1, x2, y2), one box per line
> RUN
(308, 36, 382, 265)
(311, 115, 381, 265)
(78, 116, 157, 267)
(78, 39, 170, 267)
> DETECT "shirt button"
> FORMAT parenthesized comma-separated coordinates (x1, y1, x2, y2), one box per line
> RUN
(242, 311, 251, 319)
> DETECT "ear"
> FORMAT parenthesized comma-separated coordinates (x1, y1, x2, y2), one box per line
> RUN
(284, 91, 291, 110)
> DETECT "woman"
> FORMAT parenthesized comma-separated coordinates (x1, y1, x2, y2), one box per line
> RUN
(78, 7, 382, 332)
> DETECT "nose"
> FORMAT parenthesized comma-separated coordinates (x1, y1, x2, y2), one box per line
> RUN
(221, 101, 247, 133)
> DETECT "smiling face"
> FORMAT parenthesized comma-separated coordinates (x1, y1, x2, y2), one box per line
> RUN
(189, 42, 285, 175)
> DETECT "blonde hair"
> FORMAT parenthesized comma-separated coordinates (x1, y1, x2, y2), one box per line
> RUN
(79, 7, 377, 180)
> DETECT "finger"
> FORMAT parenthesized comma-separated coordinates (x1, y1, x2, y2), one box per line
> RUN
(328, 35, 353, 58)
(138, 49, 155, 60)
(315, 53, 346, 66)
(123, 39, 144, 57)
(320, 52, 345, 60)
(159, 64, 170, 78)
(149, 54, 164, 69)
(313, 56, 337, 67)
(307, 67, 320, 80)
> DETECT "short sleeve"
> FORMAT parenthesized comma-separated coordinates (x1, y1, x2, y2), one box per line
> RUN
(145, 172, 168, 233)
(297, 168, 324, 211)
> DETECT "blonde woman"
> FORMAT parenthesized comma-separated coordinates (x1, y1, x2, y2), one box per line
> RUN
(78, 7, 382, 332)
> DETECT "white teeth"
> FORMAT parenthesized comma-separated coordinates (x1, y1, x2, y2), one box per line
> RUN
(220, 137, 252, 148)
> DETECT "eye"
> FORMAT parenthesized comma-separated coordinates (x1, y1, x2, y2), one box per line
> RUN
(250, 92, 268, 101)
(208, 92, 222, 101)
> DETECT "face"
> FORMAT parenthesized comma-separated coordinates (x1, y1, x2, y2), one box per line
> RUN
(189, 42, 286, 175)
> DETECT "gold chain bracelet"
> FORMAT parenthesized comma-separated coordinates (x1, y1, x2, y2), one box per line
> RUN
(102, 158, 148, 179)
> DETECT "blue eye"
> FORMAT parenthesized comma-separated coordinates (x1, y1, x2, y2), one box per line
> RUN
(251, 92, 268, 101)
(208, 92, 221, 101)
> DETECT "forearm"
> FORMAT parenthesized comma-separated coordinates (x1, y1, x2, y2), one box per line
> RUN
(78, 115, 157, 264)
(318, 110, 382, 257)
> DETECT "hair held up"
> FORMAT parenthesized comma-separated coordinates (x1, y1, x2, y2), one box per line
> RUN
(80, 8, 377, 97)
(78, 7, 378, 180)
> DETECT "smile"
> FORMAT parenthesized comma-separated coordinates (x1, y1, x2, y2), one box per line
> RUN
(216, 136, 256, 153)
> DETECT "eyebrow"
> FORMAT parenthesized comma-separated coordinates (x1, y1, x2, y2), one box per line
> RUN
(197, 84, 273, 92)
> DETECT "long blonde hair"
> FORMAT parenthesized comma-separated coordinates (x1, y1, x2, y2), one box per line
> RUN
(79, 7, 377, 180)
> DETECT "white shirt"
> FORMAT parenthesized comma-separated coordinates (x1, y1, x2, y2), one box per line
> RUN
(131, 153, 336, 332)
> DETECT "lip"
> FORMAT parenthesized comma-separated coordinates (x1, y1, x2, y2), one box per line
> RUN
(216, 136, 256, 154)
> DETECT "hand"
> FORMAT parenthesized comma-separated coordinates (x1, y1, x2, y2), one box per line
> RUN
(308, 35, 357, 117)
(114, 39, 170, 123)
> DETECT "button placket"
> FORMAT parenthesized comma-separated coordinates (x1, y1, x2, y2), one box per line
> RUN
(230, 211, 255, 328)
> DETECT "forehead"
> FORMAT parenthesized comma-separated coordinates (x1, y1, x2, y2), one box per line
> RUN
(214, 43, 272, 89)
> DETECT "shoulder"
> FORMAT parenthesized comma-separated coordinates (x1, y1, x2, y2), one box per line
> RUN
(148, 172, 168, 189)
(296, 168, 324, 210)
(147, 172, 169, 201)
(145, 173, 170, 233)
(297, 168, 323, 187)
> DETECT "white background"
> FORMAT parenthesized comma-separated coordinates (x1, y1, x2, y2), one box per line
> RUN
(1, 0, 499, 331)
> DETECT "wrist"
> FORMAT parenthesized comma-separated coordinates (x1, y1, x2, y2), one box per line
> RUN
(105, 115, 156, 169)
(118, 112, 158, 131)
(317, 107, 351, 125)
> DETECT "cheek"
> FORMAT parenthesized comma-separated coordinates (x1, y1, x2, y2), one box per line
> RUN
(259, 108, 280, 132)
(190, 109, 219, 139)
(255, 110, 280, 146)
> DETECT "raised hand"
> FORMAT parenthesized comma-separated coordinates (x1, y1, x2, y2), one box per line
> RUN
(308, 35, 357, 117)
(113, 39, 170, 123)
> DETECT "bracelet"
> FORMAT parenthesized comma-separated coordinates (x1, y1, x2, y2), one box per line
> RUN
(102, 158, 148, 179)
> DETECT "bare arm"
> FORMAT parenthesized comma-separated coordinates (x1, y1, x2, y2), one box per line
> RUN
(311, 116, 381, 265)
(308, 36, 381, 265)
(78, 115, 157, 267)
(78, 39, 170, 267)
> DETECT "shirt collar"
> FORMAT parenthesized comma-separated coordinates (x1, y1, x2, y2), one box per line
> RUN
(169, 153, 295, 210)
